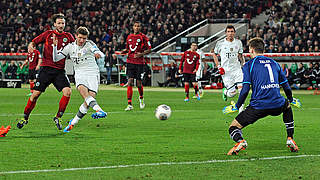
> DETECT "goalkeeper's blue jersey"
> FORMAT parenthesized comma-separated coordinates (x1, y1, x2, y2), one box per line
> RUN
(242, 55, 287, 109)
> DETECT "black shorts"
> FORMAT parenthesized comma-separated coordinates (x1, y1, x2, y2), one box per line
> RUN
(28, 69, 38, 80)
(126, 63, 144, 80)
(183, 73, 196, 83)
(34, 66, 70, 92)
(236, 99, 290, 127)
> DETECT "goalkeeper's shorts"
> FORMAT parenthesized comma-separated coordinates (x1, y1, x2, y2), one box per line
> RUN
(235, 99, 290, 128)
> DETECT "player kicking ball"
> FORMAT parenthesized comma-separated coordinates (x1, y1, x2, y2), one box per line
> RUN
(53, 26, 107, 132)
(178, 42, 200, 102)
(223, 37, 301, 155)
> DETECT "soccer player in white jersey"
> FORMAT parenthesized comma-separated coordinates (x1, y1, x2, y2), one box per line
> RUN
(52, 26, 107, 133)
(193, 49, 205, 99)
(213, 25, 245, 109)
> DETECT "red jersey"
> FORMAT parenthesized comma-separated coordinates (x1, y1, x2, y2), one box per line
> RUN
(126, 33, 151, 64)
(27, 49, 41, 70)
(32, 30, 74, 69)
(179, 51, 200, 74)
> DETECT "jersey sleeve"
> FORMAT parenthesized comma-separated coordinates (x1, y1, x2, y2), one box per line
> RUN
(238, 40, 243, 54)
(179, 52, 185, 70)
(242, 62, 251, 84)
(143, 35, 152, 50)
(32, 31, 51, 45)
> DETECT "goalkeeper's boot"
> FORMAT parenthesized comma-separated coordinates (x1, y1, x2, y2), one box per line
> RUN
(53, 117, 63, 130)
(286, 137, 299, 152)
(63, 120, 74, 133)
(17, 114, 29, 129)
(222, 88, 227, 101)
(0, 126, 11, 137)
(184, 97, 190, 102)
(125, 105, 134, 111)
(91, 110, 107, 119)
(227, 139, 248, 155)
(139, 98, 145, 109)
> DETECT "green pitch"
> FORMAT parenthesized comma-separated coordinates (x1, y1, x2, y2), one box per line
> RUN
(0, 85, 319, 179)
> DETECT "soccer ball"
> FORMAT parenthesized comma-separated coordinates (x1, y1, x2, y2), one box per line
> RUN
(155, 104, 171, 120)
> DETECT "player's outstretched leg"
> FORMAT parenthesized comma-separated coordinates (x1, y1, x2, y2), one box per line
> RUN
(286, 137, 299, 152)
(126, 84, 134, 111)
(137, 84, 145, 109)
(83, 96, 107, 119)
(227, 139, 248, 155)
(17, 97, 37, 129)
(227, 125, 247, 155)
(64, 103, 88, 133)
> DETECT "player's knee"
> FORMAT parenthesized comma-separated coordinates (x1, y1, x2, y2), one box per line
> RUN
(227, 90, 237, 98)
(229, 119, 243, 129)
(62, 87, 72, 97)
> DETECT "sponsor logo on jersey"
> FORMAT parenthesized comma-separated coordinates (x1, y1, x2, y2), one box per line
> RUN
(63, 38, 68, 42)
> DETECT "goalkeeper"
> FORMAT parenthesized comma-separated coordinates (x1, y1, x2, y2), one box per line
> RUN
(223, 37, 301, 155)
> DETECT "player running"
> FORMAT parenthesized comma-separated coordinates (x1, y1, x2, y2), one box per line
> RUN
(121, 21, 151, 111)
(212, 25, 245, 108)
(223, 37, 301, 155)
(20, 43, 42, 96)
(53, 26, 107, 133)
(178, 42, 200, 102)
(17, 13, 74, 130)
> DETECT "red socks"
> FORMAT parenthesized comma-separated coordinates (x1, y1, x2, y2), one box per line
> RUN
(138, 85, 143, 99)
(57, 95, 70, 118)
(24, 98, 37, 115)
(185, 84, 190, 98)
(127, 86, 133, 105)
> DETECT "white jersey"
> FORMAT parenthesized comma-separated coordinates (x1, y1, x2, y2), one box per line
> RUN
(196, 49, 205, 79)
(214, 38, 243, 72)
(54, 40, 104, 75)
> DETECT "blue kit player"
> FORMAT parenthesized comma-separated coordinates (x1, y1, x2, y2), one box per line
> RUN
(223, 37, 301, 155)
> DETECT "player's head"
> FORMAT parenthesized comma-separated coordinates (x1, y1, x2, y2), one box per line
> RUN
(248, 37, 264, 56)
(52, 13, 65, 33)
(190, 42, 198, 51)
(133, 21, 142, 34)
(225, 25, 236, 41)
(27, 42, 35, 53)
(76, 26, 90, 46)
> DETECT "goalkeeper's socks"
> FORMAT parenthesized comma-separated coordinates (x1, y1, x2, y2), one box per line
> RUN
(229, 126, 243, 142)
(283, 102, 294, 138)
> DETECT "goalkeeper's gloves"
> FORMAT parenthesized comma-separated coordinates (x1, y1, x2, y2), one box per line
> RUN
(290, 98, 301, 108)
(218, 65, 225, 75)
(223, 103, 239, 114)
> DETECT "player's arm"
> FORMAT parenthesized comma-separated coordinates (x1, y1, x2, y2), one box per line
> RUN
(89, 41, 104, 59)
(32, 31, 50, 45)
(20, 60, 28, 69)
(235, 83, 250, 109)
(52, 34, 68, 62)
(193, 55, 200, 74)
(178, 52, 185, 74)
(238, 53, 245, 66)
(36, 54, 42, 70)
(279, 66, 301, 108)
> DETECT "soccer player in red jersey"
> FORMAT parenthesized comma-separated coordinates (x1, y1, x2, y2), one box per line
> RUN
(20, 43, 42, 96)
(178, 43, 200, 102)
(121, 21, 151, 111)
(17, 13, 75, 130)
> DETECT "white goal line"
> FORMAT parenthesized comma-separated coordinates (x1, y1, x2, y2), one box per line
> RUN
(1, 154, 319, 175)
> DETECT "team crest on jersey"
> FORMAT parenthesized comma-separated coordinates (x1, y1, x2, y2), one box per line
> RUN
(137, 39, 141, 42)
(63, 38, 68, 42)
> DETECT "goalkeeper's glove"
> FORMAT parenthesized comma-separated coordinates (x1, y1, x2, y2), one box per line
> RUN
(290, 98, 301, 108)
(218, 65, 225, 75)
(223, 103, 239, 114)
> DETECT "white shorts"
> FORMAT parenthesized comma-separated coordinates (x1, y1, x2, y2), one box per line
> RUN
(222, 68, 243, 89)
(75, 73, 100, 93)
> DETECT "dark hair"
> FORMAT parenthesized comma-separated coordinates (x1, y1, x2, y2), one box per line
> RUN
(51, 13, 65, 23)
(76, 26, 90, 36)
(225, 25, 235, 32)
(248, 37, 265, 53)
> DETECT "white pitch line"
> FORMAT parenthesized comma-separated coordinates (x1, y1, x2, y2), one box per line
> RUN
(1, 154, 319, 175)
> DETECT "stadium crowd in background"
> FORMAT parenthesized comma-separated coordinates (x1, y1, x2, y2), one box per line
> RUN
(1, 0, 320, 90)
